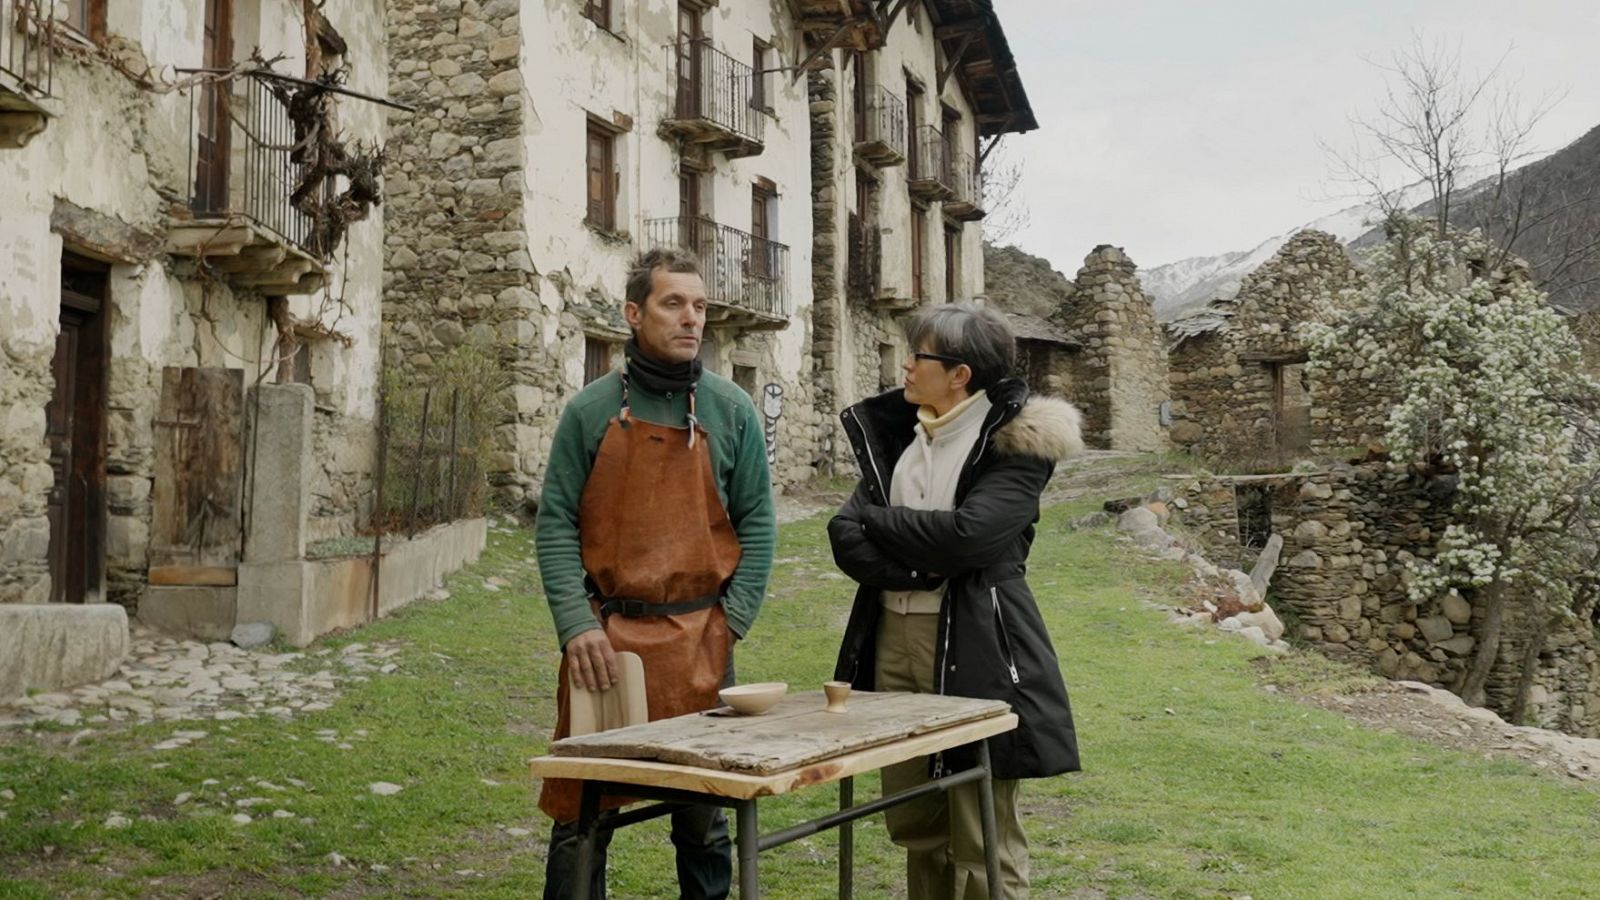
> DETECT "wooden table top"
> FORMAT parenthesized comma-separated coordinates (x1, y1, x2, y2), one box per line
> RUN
(528, 691, 1017, 801)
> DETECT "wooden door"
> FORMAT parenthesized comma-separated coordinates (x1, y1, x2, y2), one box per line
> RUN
(750, 187, 771, 279)
(46, 264, 109, 604)
(944, 226, 958, 302)
(676, 4, 703, 118)
(193, 0, 233, 213)
(148, 368, 245, 586)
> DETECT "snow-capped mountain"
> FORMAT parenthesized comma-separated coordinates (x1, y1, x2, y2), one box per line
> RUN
(1140, 164, 1515, 321)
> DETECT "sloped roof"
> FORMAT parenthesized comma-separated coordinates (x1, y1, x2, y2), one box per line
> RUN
(1005, 312, 1079, 348)
(1164, 306, 1234, 351)
(926, 0, 1036, 136)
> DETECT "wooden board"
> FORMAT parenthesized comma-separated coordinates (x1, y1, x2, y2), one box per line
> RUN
(531, 712, 1018, 801)
(149, 367, 245, 571)
(568, 651, 648, 737)
(550, 690, 1010, 776)
(147, 565, 237, 587)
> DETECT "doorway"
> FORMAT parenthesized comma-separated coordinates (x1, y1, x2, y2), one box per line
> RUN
(46, 256, 110, 604)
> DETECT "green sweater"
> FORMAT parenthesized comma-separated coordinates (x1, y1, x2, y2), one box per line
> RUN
(535, 368, 776, 647)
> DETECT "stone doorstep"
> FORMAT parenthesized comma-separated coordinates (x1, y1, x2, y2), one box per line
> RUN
(0, 604, 131, 703)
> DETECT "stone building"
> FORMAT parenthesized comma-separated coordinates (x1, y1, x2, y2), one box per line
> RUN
(1164, 230, 1372, 461)
(1051, 245, 1169, 451)
(1571, 307, 1600, 376)
(1176, 466, 1600, 737)
(0, 2, 389, 621)
(382, 0, 1038, 491)
(384, 0, 821, 497)
(807, 0, 1032, 469)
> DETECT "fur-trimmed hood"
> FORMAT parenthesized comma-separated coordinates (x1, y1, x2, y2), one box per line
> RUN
(992, 396, 1085, 462)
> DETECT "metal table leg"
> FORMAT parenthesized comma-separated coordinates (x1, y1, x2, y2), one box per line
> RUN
(737, 799, 760, 899)
(573, 782, 601, 900)
(976, 741, 1004, 898)
(839, 776, 854, 900)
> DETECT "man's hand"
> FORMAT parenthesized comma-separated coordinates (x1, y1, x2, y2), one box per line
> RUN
(565, 629, 618, 692)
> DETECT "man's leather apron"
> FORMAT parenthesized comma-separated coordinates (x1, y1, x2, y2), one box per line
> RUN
(538, 380, 744, 823)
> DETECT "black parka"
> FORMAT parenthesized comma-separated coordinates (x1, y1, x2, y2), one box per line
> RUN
(830, 378, 1082, 779)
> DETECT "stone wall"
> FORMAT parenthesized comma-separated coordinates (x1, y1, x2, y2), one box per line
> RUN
(1056, 246, 1168, 451)
(1573, 308, 1600, 377)
(1175, 465, 1600, 736)
(383, 0, 534, 502)
(0, 338, 55, 603)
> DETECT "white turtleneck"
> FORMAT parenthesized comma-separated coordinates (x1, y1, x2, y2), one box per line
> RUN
(881, 390, 992, 615)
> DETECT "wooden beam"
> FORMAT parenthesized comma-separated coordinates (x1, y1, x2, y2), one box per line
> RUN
(792, 17, 862, 83)
(977, 134, 1002, 167)
(937, 31, 978, 94)
(934, 18, 986, 40)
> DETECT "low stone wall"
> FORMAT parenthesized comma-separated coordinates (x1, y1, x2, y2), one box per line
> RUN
(0, 603, 130, 701)
(1175, 464, 1600, 736)
(237, 517, 487, 647)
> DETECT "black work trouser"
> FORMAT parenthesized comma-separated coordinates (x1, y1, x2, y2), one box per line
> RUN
(542, 650, 737, 899)
(542, 804, 732, 900)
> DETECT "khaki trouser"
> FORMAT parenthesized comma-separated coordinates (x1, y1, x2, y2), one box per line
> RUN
(875, 610, 1030, 900)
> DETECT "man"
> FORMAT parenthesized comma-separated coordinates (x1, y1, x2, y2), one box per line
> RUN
(535, 247, 776, 900)
(830, 304, 1082, 899)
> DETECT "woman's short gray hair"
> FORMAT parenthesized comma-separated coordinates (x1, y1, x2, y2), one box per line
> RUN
(905, 303, 1016, 391)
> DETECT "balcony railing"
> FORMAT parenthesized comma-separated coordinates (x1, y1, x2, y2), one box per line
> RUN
(0, 0, 50, 98)
(944, 150, 985, 220)
(662, 38, 765, 158)
(183, 70, 317, 254)
(644, 216, 791, 323)
(854, 83, 905, 166)
(907, 125, 954, 201)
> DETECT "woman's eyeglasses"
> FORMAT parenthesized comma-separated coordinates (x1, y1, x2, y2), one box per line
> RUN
(911, 351, 964, 366)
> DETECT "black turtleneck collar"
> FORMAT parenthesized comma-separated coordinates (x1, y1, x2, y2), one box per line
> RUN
(623, 337, 702, 395)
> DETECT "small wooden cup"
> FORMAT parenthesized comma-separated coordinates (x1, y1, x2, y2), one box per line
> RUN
(823, 680, 851, 714)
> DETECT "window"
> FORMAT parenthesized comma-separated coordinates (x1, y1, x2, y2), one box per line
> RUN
(583, 338, 615, 385)
(62, 0, 106, 41)
(944, 225, 960, 302)
(852, 51, 869, 143)
(582, 0, 611, 30)
(879, 343, 899, 392)
(585, 121, 617, 230)
(911, 206, 926, 300)
(733, 364, 758, 399)
(905, 77, 924, 178)
(752, 39, 771, 112)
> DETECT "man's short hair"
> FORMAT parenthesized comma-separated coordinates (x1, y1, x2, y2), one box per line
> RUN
(905, 303, 1016, 392)
(625, 247, 703, 307)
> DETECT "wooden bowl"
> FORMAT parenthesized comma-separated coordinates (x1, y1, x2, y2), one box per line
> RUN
(718, 682, 788, 716)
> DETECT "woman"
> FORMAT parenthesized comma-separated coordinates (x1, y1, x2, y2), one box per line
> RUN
(829, 303, 1082, 899)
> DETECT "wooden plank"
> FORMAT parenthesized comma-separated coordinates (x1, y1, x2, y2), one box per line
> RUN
(532, 712, 1018, 800)
(147, 565, 237, 587)
(148, 367, 245, 571)
(551, 691, 1009, 775)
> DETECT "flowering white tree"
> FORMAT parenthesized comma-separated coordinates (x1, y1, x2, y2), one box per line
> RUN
(1306, 218, 1600, 716)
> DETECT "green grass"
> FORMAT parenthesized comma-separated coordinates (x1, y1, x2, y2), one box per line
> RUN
(2, 461, 1599, 898)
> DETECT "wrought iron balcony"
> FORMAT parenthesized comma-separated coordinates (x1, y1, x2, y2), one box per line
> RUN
(0, 0, 56, 148)
(907, 125, 955, 202)
(661, 38, 765, 159)
(944, 150, 985, 221)
(643, 216, 791, 329)
(166, 70, 329, 293)
(854, 83, 905, 167)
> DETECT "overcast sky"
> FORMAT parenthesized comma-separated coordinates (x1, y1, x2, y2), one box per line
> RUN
(997, 0, 1600, 270)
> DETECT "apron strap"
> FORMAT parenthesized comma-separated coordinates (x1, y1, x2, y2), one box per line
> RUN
(598, 594, 722, 618)
(619, 364, 700, 446)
